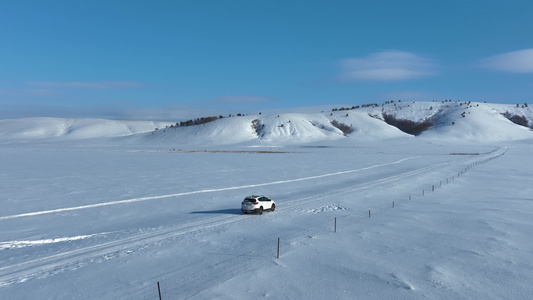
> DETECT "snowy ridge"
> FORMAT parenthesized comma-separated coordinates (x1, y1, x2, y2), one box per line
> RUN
(0, 117, 172, 141)
(420, 103, 533, 141)
(1, 119, 532, 299)
(1, 102, 532, 144)
(366, 101, 533, 141)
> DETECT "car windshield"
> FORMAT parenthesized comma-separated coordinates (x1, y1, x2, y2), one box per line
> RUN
(244, 198, 257, 202)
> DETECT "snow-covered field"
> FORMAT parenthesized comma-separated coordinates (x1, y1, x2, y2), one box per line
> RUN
(1, 102, 533, 299)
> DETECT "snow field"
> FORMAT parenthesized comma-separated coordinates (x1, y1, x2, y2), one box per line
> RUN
(197, 145, 533, 300)
(1, 140, 514, 299)
(1, 102, 532, 299)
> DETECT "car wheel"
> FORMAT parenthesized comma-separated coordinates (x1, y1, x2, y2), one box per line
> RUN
(258, 207, 263, 215)
(271, 204, 275, 211)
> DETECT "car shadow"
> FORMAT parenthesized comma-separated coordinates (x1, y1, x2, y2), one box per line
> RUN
(190, 208, 243, 215)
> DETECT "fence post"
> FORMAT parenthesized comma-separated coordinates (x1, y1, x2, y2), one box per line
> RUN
(157, 282, 162, 300)
(369, 210, 371, 218)
(334, 217, 337, 233)
(277, 238, 280, 259)
(432, 185, 435, 192)
(393, 201, 395, 208)
(422, 190, 424, 195)
(409, 195, 411, 200)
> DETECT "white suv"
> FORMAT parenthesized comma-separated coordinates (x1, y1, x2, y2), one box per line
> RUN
(241, 195, 276, 215)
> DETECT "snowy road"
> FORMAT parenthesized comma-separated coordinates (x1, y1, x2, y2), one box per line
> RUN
(0, 156, 420, 221)
(0, 145, 507, 299)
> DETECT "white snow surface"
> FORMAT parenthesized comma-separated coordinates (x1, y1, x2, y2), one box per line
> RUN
(1, 101, 532, 145)
(1, 102, 533, 299)
(0, 117, 172, 141)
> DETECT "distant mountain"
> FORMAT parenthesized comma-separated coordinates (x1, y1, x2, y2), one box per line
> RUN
(0, 118, 171, 141)
(1, 102, 532, 144)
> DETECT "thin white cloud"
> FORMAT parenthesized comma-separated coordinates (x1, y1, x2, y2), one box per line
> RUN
(480, 48, 533, 73)
(28, 81, 146, 89)
(0, 87, 55, 97)
(0, 103, 225, 121)
(216, 95, 274, 104)
(339, 50, 436, 81)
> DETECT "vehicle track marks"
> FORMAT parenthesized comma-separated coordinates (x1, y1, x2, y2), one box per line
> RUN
(0, 157, 419, 221)
(1, 149, 505, 288)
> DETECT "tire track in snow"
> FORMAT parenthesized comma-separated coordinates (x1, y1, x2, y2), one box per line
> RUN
(0, 214, 245, 287)
(0, 156, 464, 288)
(0, 157, 418, 221)
(279, 161, 451, 213)
(0, 156, 422, 287)
(0, 234, 107, 250)
(1, 149, 504, 289)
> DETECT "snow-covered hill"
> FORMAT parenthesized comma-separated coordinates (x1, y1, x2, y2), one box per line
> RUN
(133, 111, 409, 146)
(0, 117, 172, 141)
(1, 102, 532, 144)
(365, 101, 533, 142)
(2, 103, 533, 299)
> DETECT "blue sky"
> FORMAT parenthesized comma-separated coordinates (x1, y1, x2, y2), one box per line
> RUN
(1, 1, 532, 120)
